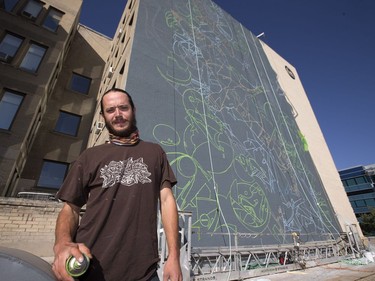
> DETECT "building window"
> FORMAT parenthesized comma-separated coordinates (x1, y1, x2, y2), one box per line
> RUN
(55, 111, 81, 136)
(21, 0, 43, 20)
(0, 33, 24, 63)
(365, 198, 375, 207)
(355, 200, 366, 207)
(1, 0, 19, 12)
(37, 160, 68, 189)
(346, 178, 356, 186)
(19, 43, 47, 72)
(42, 8, 63, 32)
(355, 176, 367, 184)
(0, 90, 24, 130)
(70, 73, 91, 94)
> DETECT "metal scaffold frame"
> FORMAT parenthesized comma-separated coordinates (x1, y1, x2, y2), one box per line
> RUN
(158, 212, 364, 281)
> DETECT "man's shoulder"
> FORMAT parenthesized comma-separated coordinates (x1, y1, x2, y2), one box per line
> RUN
(138, 140, 165, 153)
(85, 142, 109, 151)
(80, 143, 110, 157)
(139, 139, 159, 147)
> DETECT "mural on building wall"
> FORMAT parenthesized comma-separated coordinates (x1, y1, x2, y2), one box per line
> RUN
(128, 0, 341, 247)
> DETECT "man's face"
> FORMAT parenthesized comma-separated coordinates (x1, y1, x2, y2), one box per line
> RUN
(101, 91, 137, 137)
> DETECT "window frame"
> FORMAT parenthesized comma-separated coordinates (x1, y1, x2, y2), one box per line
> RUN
(21, 0, 43, 20)
(0, 32, 24, 63)
(42, 7, 64, 32)
(54, 110, 82, 137)
(19, 41, 48, 73)
(69, 72, 92, 95)
(37, 160, 69, 189)
(0, 89, 25, 131)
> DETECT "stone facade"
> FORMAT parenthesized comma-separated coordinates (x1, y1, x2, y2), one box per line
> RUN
(0, 0, 110, 197)
(0, 197, 61, 258)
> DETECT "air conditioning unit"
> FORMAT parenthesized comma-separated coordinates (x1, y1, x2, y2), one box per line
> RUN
(0, 52, 10, 62)
(95, 122, 105, 134)
(22, 11, 34, 19)
(117, 28, 123, 38)
(107, 67, 114, 78)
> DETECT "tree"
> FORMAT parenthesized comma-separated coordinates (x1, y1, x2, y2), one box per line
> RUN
(359, 208, 375, 235)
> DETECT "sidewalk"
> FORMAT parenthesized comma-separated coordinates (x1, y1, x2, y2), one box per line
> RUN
(246, 258, 375, 281)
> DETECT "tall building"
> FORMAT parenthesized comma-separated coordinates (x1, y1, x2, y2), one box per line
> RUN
(88, 0, 362, 248)
(0, 0, 110, 196)
(339, 164, 375, 216)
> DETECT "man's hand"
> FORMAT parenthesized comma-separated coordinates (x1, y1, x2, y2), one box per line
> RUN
(163, 256, 182, 281)
(52, 242, 91, 281)
(160, 184, 182, 281)
(53, 203, 91, 281)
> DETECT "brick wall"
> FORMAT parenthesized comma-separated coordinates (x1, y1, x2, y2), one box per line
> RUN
(0, 197, 62, 259)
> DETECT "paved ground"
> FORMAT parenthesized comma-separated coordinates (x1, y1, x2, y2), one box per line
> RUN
(246, 258, 375, 281)
(41, 253, 375, 280)
(42, 256, 375, 280)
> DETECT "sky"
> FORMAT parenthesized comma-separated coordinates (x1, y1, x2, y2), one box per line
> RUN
(80, 0, 375, 171)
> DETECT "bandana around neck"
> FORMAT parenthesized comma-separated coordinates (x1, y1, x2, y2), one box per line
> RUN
(109, 131, 140, 146)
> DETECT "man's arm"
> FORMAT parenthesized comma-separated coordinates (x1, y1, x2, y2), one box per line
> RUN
(52, 202, 91, 281)
(160, 182, 182, 281)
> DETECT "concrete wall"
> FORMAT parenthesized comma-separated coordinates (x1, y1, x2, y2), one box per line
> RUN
(0, 0, 82, 196)
(260, 42, 363, 238)
(0, 197, 61, 259)
(0, 0, 110, 197)
(16, 25, 111, 195)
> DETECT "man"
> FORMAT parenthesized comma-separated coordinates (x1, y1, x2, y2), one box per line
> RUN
(52, 88, 182, 281)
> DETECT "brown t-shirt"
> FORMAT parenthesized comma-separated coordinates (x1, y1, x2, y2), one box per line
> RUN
(57, 140, 177, 281)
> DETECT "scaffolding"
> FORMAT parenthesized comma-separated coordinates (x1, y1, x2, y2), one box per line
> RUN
(158, 212, 364, 281)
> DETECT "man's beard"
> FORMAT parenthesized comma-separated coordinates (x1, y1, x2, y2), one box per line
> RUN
(105, 115, 137, 138)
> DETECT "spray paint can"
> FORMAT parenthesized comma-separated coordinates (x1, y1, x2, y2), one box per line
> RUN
(65, 254, 90, 277)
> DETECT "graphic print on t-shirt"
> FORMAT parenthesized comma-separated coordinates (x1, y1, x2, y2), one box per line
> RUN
(100, 157, 152, 188)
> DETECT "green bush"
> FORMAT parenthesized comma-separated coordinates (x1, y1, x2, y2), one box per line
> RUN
(359, 208, 375, 236)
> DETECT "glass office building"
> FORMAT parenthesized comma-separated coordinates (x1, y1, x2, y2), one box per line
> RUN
(339, 164, 375, 215)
